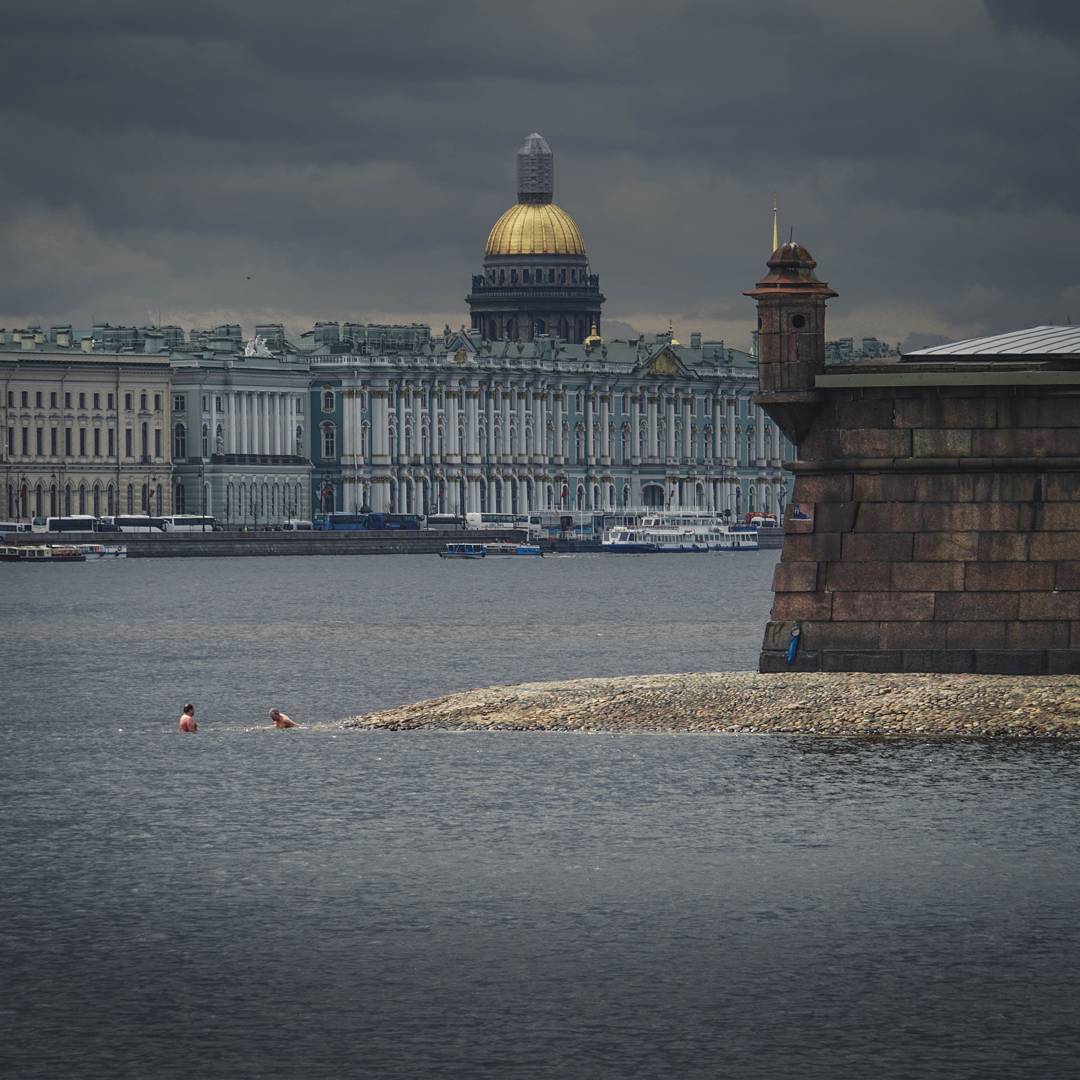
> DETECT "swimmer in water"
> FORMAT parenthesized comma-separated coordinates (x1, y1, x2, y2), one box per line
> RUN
(178, 704, 198, 733)
(269, 708, 300, 729)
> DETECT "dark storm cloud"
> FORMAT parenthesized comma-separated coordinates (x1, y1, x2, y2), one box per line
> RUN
(1, 0, 1078, 343)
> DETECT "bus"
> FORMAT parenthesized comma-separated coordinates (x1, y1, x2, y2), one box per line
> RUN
(313, 511, 421, 531)
(100, 515, 167, 533)
(161, 515, 221, 532)
(464, 512, 521, 531)
(31, 514, 105, 534)
(0, 521, 32, 534)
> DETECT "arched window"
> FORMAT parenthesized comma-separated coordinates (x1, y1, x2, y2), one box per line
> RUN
(92, 482, 101, 516)
(201, 423, 209, 457)
(49, 483, 58, 516)
(322, 390, 335, 413)
(175, 482, 186, 513)
(174, 422, 186, 459)
(107, 484, 115, 515)
(35, 483, 44, 517)
(322, 422, 336, 458)
(575, 424, 584, 463)
(215, 424, 223, 455)
(126, 484, 134, 513)
(487, 319, 497, 339)
(522, 269, 530, 284)
(576, 485, 585, 510)
(295, 424, 304, 456)
(141, 421, 148, 461)
(78, 482, 87, 514)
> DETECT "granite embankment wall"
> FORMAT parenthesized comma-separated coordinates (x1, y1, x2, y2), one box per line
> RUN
(5, 529, 523, 557)
(762, 385, 1080, 675)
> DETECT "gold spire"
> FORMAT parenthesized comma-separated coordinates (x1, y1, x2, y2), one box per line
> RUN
(583, 321, 603, 346)
(668, 318, 680, 346)
(771, 194, 779, 255)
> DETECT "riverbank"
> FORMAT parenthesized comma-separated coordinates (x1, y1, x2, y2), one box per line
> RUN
(342, 671, 1080, 737)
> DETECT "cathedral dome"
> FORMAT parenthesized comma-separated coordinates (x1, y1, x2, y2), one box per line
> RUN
(484, 202, 586, 257)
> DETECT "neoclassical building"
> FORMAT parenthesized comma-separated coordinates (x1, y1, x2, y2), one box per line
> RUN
(466, 134, 604, 344)
(1, 337, 173, 520)
(308, 326, 792, 520)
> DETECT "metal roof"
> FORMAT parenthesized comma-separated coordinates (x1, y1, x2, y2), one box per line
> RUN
(904, 325, 1080, 358)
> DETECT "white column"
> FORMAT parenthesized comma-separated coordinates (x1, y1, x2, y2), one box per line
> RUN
(261, 393, 270, 455)
(501, 388, 512, 459)
(665, 395, 676, 462)
(726, 400, 737, 462)
(599, 393, 610, 464)
(485, 389, 495, 459)
(226, 393, 235, 454)
(771, 423, 781, 463)
(631, 395, 641, 465)
(683, 397, 693, 461)
(287, 396, 296, 457)
(209, 395, 218, 460)
(585, 391, 593, 463)
(467, 389, 480, 459)
(552, 391, 563, 464)
(755, 409, 766, 464)
(240, 393, 249, 454)
(516, 387, 527, 458)
(397, 386, 407, 461)
(647, 395, 657, 462)
(713, 397, 723, 460)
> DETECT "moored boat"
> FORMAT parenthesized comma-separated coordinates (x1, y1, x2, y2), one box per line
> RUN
(74, 543, 128, 560)
(602, 519, 759, 553)
(439, 542, 487, 559)
(0, 544, 86, 562)
(482, 542, 542, 557)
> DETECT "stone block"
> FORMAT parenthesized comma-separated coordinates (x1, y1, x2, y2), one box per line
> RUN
(772, 561, 821, 593)
(783, 514, 814, 534)
(1006, 621, 1070, 650)
(974, 651, 1047, 676)
(838, 428, 912, 459)
(1002, 397, 1080, 428)
(1030, 533, 1080, 561)
(879, 621, 948, 649)
(1036, 503, 1080, 531)
(792, 473, 853, 502)
(1018, 592, 1080, 620)
(913, 532, 978, 561)
(921, 503, 1020, 532)
(826, 561, 893, 591)
(1073, 621, 1080, 648)
(856, 503, 922, 532)
(972, 428, 1080, 457)
(814, 501, 859, 532)
(821, 650, 904, 673)
(852, 474, 918, 501)
(771, 592, 833, 621)
(831, 591, 935, 621)
(973, 473, 1045, 503)
(802, 621, 882, 649)
(783, 532, 843, 562)
(759, 649, 821, 673)
(964, 562, 1055, 591)
(1044, 473, 1080, 501)
(934, 592, 1020, 620)
(842, 532, 915, 562)
(1056, 562, 1080, 590)
(945, 621, 1007, 649)
(761, 620, 797, 650)
(913, 429, 973, 457)
(1048, 650, 1080, 674)
(893, 396, 997, 428)
(902, 649, 976, 673)
(829, 397, 899, 430)
(892, 561, 965, 592)
(977, 533, 1029, 562)
(914, 474, 976, 502)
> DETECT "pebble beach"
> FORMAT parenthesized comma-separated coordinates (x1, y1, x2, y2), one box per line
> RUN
(342, 671, 1080, 738)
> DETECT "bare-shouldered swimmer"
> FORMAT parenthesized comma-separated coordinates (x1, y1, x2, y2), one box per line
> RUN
(178, 704, 198, 733)
(269, 708, 300, 729)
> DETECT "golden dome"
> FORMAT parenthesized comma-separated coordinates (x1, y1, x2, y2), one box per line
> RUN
(484, 202, 586, 257)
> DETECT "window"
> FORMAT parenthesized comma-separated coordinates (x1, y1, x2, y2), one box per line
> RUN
(127, 484, 134, 513)
(22, 427, 28, 454)
(322, 423, 336, 458)
(202, 424, 209, 457)
(36, 427, 43, 455)
(35, 392, 43, 408)
(215, 395, 223, 411)
(50, 391, 57, 408)
(93, 429, 101, 457)
(322, 390, 335, 413)
(140, 393, 147, 411)
(65, 392, 72, 408)
(79, 392, 86, 409)
(65, 428, 72, 455)
(6, 390, 12, 407)
(124, 393, 132, 411)
(174, 423, 187, 459)
(154, 428, 161, 459)
(125, 429, 132, 458)
(79, 429, 86, 456)
(108, 429, 115, 457)
(154, 394, 161, 412)
(21, 391, 28, 407)
(93, 393, 100, 409)
(50, 428, 57, 455)
(107, 393, 114, 410)
(6, 428, 12, 456)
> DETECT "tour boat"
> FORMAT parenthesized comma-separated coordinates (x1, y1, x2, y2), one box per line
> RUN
(482, 542, 543, 557)
(602, 521, 759, 553)
(0, 544, 86, 562)
(74, 543, 128, 560)
(439, 542, 487, 559)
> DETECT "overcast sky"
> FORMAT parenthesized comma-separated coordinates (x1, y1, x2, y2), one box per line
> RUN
(1, 0, 1078, 349)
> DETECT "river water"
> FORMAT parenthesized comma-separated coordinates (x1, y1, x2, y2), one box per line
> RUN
(2, 553, 1078, 1078)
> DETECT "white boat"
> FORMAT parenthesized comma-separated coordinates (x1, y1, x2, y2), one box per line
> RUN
(602, 517, 759, 553)
(0, 544, 85, 562)
(74, 543, 128, 560)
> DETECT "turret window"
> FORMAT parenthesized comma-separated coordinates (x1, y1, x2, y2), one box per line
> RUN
(791, 314, 806, 329)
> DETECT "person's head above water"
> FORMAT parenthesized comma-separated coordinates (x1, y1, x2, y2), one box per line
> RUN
(183, 704, 194, 715)
(269, 708, 280, 719)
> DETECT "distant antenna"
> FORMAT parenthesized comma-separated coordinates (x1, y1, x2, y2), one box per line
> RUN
(771, 194, 779, 254)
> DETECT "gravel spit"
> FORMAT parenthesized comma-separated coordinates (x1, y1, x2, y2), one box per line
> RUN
(341, 671, 1080, 738)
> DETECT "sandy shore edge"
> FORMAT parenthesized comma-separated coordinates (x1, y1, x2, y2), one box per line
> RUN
(341, 671, 1080, 738)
